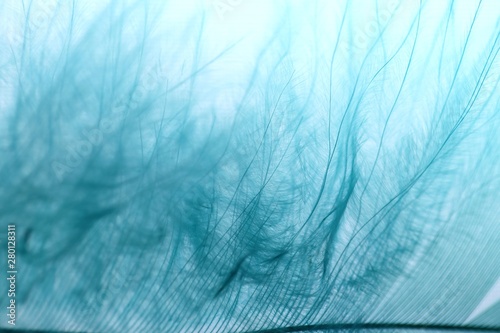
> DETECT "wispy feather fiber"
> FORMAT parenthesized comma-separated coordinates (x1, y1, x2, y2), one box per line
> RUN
(0, 0, 499, 332)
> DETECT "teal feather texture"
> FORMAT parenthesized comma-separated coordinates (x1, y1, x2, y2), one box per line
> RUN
(0, 0, 499, 332)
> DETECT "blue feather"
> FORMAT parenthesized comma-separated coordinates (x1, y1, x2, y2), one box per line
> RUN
(0, 0, 499, 332)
